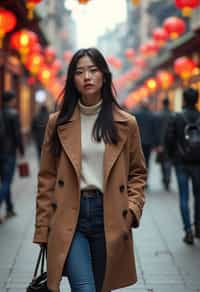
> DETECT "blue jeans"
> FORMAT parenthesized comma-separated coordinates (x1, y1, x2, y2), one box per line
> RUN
(0, 153, 16, 211)
(175, 164, 200, 231)
(63, 191, 107, 292)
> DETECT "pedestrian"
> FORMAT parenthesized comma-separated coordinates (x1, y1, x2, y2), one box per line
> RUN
(33, 48, 147, 292)
(165, 88, 200, 245)
(133, 100, 157, 187)
(155, 97, 172, 191)
(31, 104, 49, 159)
(0, 91, 24, 223)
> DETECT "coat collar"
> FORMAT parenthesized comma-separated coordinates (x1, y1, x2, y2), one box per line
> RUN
(57, 104, 129, 190)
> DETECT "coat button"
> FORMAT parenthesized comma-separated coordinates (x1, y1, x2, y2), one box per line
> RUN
(51, 202, 57, 210)
(119, 185, 125, 193)
(58, 179, 64, 187)
(122, 209, 128, 217)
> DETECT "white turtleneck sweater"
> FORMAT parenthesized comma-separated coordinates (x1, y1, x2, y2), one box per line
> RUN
(78, 99, 105, 193)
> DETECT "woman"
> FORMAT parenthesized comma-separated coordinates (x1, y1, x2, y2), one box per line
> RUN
(33, 48, 147, 292)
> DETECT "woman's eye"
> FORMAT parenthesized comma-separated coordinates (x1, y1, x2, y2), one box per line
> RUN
(75, 71, 83, 75)
(91, 68, 98, 73)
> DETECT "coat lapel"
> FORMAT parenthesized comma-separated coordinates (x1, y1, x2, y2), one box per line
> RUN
(104, 107, 129, 189)
(57, 107, 81, 181)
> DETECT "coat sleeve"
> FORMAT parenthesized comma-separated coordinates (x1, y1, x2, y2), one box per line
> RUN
(127, 116, 147, 228)
(33, 114, 57, 244)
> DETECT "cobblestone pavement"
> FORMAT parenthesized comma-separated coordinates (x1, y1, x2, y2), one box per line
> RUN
(0, 146, 200, 292)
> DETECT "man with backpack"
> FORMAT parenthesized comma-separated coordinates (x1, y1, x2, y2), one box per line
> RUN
(0, 91, 24, 223)
(165, 88, 200, 245)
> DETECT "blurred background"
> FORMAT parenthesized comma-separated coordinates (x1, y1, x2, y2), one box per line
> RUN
(0, 0, 200, 138)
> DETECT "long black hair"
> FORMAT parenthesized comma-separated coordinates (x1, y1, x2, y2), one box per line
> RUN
(52, 47, 121, 156)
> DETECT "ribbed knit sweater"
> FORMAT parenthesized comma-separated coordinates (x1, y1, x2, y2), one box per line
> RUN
(78, 99, 105, 193)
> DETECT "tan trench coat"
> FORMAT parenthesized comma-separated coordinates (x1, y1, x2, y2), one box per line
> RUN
(33, 105, 147, 292)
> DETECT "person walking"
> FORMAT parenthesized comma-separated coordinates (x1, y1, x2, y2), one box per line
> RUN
(31, 104, 49, 159)
(133, 100, 157, 187)
(33, 48, 147, 292)
(156, 97, 172, 191)
(0, 91, 24, 223)
(165, 88, 200, 245)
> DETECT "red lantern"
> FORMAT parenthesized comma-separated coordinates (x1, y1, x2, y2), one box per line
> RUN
(78, 0, 90, 4)
(38, 65, 55, 85)
(163, 16, 186, 39)
(44, 47, 56, 64)
(139, 44, 149, 56)
(152, 27, 169, 46)
(106, 56, 122, 70)
(25, 53, 44, 75)
(175, 0, 200, 16)
(174, 57, 196, 79)
(124, 48, 135, 60)
(145, 78, 158, 92)
(156, 70, 174, 89)
(26, 0, 43, 19)
(0, 9, 16, 48)
(133, 56, 146, 68)
(146, 40, 160, 55)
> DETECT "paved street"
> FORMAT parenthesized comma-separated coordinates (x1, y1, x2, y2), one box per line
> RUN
(0, 146, 200, 292)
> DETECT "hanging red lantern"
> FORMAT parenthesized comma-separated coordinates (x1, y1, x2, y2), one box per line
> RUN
(106, 56, 122, 70)
(78, 0, 90, 4)
(0, 9, 16, 48)
(25, 53, 44, 75)
(163, 16, 186, 39)
(26, 0, 43, 19)
(139, 44, 149, 56)
(124, 48, 135, 60)
(44, 47, 56, 64)
(133, 56, 147, 68)
(175, 0, 200, 16)
(152, 27, 169, 46)
(145, 40, 160, 55)
(156, 70, 174, 89)
(145, 78, 158, 92)
(38, 65, 55, 85)
(131, 0, 141, 5)
(174, 56, 196, 79)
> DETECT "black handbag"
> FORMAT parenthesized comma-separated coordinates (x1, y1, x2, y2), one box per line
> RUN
(27, 246, 50, 292)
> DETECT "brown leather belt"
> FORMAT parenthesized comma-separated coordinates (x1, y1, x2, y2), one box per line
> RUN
(81, 189, 102, 197)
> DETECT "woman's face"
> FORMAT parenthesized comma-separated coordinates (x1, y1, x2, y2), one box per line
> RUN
(74, 55, 104, 105)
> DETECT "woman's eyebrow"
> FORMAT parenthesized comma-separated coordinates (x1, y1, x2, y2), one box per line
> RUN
(76, 65, 97, 70)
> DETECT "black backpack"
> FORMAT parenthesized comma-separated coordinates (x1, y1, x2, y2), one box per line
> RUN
(178, 113, 200, 162)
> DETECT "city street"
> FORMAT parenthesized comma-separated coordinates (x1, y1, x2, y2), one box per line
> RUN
(0, 146, 200, 292)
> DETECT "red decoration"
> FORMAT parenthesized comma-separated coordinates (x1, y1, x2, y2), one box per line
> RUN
(106, 56, 122, 70)
(124, 48, 135, 60)
(152, 27, 169, 46)
(163, 17, 186, 39)
(175, 0, 200, 16)
(145, 78, 158, 92)
(133, 56, 146, 68)
(44, 47, 56, 64)
(52, 59, 62, 73)
(0, 9, 16, 48)
(10, 30, 38, 62)
(156, 70, 174, 89)
(63, 50, 73, 63)
(174, 56, 196, 79)
(26, 0, 43, 19)
(25, 53, 44, 75)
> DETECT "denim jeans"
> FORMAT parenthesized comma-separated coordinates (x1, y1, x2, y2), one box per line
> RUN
(0, 153, 16, 211)
(175, 164, 200, 231)
(63, 191, 107, 292)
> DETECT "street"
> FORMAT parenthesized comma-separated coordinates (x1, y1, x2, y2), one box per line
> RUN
(0, 146, 200, 292)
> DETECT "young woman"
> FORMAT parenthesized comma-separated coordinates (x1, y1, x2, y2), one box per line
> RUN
(33, 48, 147, 292)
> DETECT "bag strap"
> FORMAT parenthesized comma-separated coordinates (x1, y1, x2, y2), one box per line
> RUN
(33, 246, 47, 279)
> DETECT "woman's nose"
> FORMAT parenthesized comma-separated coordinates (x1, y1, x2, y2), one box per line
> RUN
(84, 70, 90, 79)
